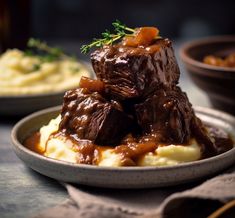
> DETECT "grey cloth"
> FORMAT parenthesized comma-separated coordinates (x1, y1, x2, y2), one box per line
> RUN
(32, 165, 235, 218)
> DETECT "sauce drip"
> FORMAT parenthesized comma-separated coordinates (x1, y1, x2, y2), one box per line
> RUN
(24, 132, 44, 154)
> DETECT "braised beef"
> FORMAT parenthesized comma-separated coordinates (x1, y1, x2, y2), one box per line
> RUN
(207, 125, 233, 154)
(58, 36, 233, 157)
(23, 28, 234, 166)
(59, 88, 133, 145)
(135, 86, 193, 144)
(191, 117, 218, 157)
(91, 38, 180, 100)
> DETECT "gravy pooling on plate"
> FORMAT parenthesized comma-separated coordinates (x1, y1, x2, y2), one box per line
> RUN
(24, 23, 234, 166)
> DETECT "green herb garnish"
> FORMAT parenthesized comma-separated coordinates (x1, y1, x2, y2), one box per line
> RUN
(81, 20, 136, 54)
(81, 20, 162, 54)
(25, 38, 74, 62)
(31, 63, 41, 71)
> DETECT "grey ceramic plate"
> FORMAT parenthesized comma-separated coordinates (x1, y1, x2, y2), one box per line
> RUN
(0, 92, 64, 116)
(11, 106, 235, 189)
(0, 61, 93, 116)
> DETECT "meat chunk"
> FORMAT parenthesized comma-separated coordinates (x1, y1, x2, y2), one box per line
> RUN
(192, 119, 233, 157)
(91, 38, 180, 100)
(207, 126, 234, 154)
(59, 88, 133, 145)
(135, 87, 194, 144)
(135, 86, 224, 156)
(191, 117, 217, 157)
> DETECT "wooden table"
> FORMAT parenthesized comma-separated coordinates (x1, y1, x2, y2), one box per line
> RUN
(0, 43, 210, 218)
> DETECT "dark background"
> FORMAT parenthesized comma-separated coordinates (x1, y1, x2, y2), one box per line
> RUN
(31, 0, 235, 40)
(1, 0, 235, 52)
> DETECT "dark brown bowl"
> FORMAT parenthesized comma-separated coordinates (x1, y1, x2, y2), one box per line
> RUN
(180, 36, 235, 115)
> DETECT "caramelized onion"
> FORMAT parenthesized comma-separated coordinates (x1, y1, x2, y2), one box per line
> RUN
(122, 27, 159, 47)
(79, 76, 105, 93)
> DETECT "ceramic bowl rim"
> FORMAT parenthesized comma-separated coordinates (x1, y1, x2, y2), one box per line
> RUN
(179, 35, 235, 74)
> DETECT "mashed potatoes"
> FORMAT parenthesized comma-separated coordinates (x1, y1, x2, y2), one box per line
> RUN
(39, 116, 202, 167)
(0, 49, 90, 95)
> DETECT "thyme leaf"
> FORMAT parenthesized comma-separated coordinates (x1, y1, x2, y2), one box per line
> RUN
(81, 20, 135, 54)
(25, 38, 74, 62)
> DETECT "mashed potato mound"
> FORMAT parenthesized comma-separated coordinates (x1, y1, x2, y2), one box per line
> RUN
(39, 116, 202, 166)
(137, 143, 201, 166)
(0, 49, 90, 95)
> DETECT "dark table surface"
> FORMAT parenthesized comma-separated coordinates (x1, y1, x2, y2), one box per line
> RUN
(0, 41, 211, 218)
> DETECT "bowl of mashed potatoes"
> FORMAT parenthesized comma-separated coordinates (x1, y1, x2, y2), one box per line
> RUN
(0, 43, 92, 115)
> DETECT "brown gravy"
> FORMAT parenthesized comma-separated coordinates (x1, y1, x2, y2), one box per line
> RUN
(24, 125, 234, 166)
(24, 132, 44, 154)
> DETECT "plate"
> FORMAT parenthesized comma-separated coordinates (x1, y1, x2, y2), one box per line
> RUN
(0, 92, 64, 116)
(0, 61, 93, 116)
(11, 106, 235, 188)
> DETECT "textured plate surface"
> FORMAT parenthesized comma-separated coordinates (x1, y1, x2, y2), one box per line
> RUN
(11, 106, 235, 189)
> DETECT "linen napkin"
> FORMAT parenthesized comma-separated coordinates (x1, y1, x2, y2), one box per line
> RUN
(32, 165, 235, 218)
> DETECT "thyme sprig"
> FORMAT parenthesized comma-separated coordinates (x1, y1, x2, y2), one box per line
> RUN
(81, 20, 136, 54)
(25, 38, 73, 62)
